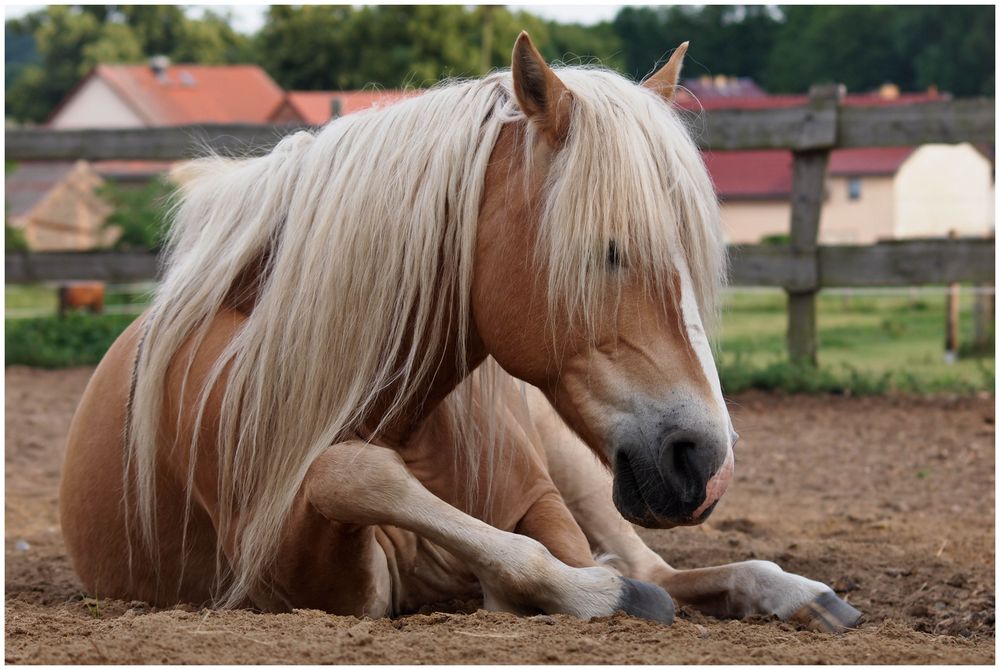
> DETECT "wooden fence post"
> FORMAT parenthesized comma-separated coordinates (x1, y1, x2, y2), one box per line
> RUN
(972, 231, 995, 353)
(944, 229, 961, 363)
(786, 84, 842, 366)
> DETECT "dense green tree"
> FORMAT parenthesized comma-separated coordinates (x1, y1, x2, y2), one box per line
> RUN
(764, 5, 994, 95)
(613, 5, 782, 81)
(5, 7, 142, 123)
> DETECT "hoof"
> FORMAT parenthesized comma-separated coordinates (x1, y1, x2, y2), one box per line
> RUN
(790, 590, 862, 633)
(617, 577, 675, 624)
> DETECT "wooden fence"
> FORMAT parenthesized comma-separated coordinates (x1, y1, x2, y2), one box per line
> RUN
(6, 88, 995, 363)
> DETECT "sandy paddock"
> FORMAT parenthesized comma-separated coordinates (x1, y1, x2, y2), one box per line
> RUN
(5, 366, 994, 663)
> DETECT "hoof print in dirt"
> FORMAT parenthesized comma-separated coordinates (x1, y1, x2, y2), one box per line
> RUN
(616, 577, 675, 624)
(790, 591, 862, 633)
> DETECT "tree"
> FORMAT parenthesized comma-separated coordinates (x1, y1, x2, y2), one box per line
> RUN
(5, 7, 142, 123)
(764, 5, 994, 95)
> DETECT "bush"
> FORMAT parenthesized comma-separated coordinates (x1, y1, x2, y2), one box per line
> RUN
(5, 224, 28, 251)
(6, 313, 135, 368)
(100, 177, 176, 251)
(718, 354, 992, 395)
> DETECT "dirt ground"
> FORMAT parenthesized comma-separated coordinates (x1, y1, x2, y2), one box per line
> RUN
(5, 366, 995, 664)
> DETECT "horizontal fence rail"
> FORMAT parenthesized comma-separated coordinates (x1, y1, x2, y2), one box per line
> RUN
(7, 240, 994, 287)
(5, 98, 994, 161)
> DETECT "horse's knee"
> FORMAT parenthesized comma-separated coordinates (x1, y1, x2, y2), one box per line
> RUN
(305, 443, 414, 524)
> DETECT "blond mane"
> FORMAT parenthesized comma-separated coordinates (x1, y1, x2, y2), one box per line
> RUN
(126, 66, 725, 607)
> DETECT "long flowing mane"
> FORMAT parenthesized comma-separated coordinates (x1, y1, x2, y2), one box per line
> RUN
(126, 66, 725, 607)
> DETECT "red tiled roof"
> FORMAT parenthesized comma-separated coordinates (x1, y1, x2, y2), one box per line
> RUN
(52, 64, 286, 126)
(703, 150, 793, 200)
(704, 147, 913, 200)
(276, 90, 421, 125)
(828, 147, 915, 175)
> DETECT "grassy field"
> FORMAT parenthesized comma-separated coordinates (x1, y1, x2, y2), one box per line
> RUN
(716, 289, 994, 393)
(5, 284, 995, 392)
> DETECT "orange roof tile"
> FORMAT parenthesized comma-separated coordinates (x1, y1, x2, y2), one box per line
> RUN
(276, 90, 422, 125)
(56, 64, 286, 126)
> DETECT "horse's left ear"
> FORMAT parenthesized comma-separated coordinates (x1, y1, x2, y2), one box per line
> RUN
(643, 41, 689, 103)
(512, 31, 573, 146)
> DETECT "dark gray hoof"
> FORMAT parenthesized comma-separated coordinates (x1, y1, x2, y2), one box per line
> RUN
(617, 577, 675, 624)
(790, 590, 862, 633)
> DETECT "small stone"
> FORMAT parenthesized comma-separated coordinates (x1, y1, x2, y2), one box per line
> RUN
(14, 540, 29, 552)
(693, 624, 710, 639)
(530, 614, 557, 625)
(946, 573, 967, 588)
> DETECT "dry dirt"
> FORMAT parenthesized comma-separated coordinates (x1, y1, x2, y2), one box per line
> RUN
(5, 366, 995, 664)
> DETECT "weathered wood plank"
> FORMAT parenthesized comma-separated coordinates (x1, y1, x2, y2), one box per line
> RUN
(838, 98, 994, 148)
(9, 241, 990, 287)
(6, 98, 992, 160)
(4, 124, 315, 162)
(727, 244, 813, 287)
(818, 239, 995, 286)
(5, 252, 162, 283)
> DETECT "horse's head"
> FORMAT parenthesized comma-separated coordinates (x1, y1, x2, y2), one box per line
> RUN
(473, 34, 734, 529)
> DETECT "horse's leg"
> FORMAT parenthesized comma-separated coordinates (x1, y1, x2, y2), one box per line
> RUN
(525, 386, 861, 632)
(304, 440, 675, 622)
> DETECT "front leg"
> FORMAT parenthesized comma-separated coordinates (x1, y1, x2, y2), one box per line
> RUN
(304, 440, 675, 623)
(646, 560, 862, 632)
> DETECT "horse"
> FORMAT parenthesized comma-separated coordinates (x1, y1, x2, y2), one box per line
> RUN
(59, 34, 861, 631)
(57, 281, 105, 317)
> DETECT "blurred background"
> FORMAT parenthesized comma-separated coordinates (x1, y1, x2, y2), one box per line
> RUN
(4, 4, 996, 393)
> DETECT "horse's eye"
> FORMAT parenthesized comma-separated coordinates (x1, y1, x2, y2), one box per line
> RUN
(606, 241, 624, 269)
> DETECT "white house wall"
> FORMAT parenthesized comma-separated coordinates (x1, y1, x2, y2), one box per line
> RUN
(48, 77, 145, 129)
(893, 144, 994, 238)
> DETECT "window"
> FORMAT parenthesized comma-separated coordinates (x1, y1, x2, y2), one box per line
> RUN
(847, 177, 862, 200)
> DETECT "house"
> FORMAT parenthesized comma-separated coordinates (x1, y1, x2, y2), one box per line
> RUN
(689, 88, 995, 243)
(47, 58, 286, 128)
(5, 161, 118, 251)
(270, 89, 422, 125)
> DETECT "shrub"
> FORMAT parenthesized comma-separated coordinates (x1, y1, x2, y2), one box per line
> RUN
(6, 313, 135, 368)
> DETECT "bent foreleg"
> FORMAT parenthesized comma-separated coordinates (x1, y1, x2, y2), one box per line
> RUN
(304, 441, 674, 622)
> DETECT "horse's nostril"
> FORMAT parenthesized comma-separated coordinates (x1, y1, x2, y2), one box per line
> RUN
(668, 440, 701, 497)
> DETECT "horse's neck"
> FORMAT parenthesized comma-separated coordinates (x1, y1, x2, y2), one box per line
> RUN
(362, 323, 489, 446)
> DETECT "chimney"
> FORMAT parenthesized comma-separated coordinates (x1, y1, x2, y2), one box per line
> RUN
(878, 83, 900, 100)
(331, 97, 343, 119)
(149, 55, 170, 83)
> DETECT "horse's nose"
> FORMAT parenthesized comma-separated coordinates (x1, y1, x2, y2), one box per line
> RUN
(611, 425, 732, 528)
(655, 428, 724, 510)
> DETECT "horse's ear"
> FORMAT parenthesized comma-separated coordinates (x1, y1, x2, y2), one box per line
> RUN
(643, 41, 689, 103)
(511, 31, 572, 146)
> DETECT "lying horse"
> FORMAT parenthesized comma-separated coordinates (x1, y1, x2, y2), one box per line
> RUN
(60, 35, 860, 631)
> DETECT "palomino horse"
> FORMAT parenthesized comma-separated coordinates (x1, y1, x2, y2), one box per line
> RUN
(60, 35, 860, 631)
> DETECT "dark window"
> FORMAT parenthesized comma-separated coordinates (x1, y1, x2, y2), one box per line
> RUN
(848, 177, 862, 200)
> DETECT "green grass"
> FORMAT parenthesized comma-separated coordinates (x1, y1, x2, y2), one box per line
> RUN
(717, 290, 994, 393)
(4, 285, 994, 393)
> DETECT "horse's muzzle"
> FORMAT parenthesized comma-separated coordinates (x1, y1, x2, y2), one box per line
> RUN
(611, 429, 734, 528)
